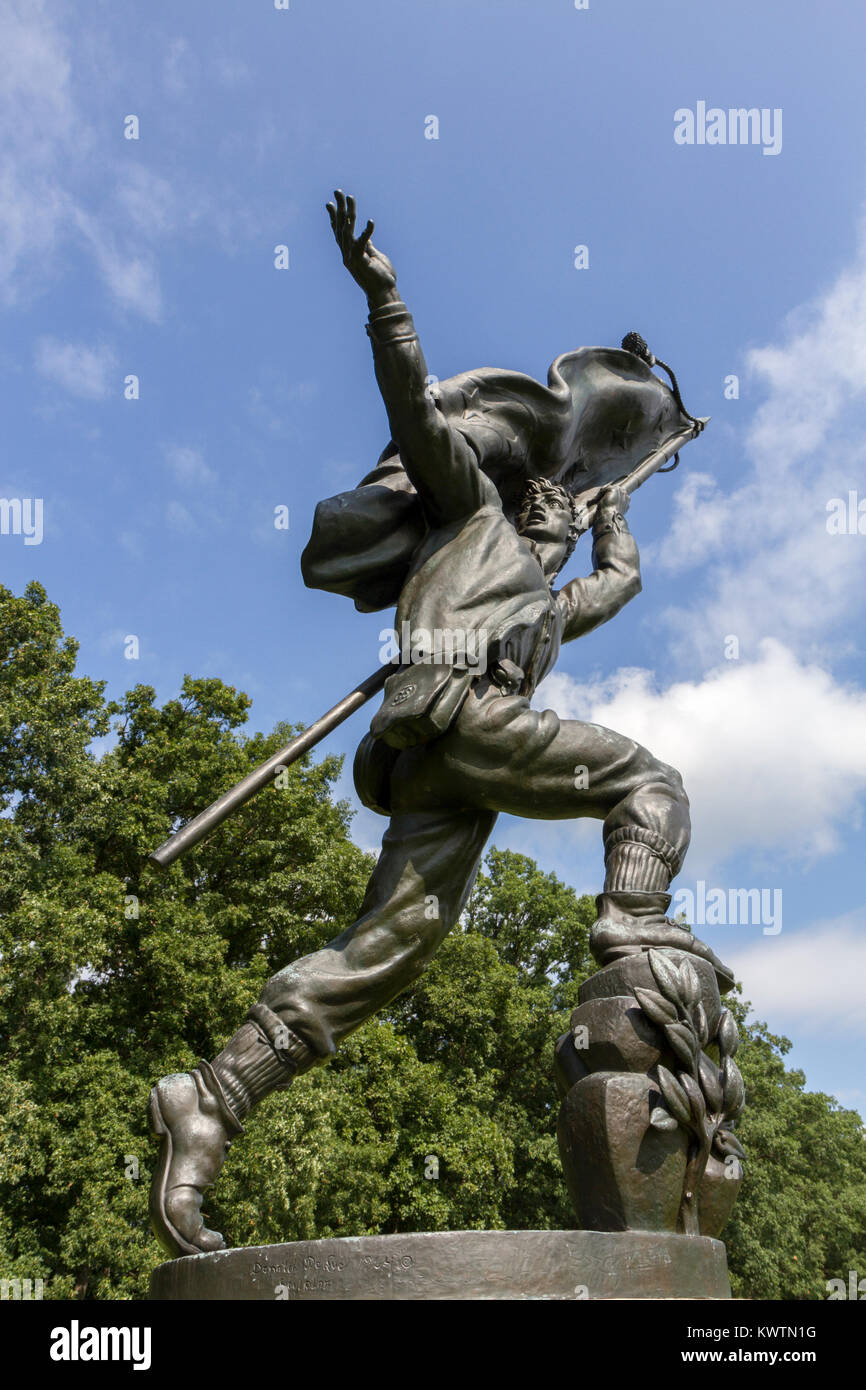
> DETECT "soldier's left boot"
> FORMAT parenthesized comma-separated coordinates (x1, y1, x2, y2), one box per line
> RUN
(149, 1006, 313, 1258)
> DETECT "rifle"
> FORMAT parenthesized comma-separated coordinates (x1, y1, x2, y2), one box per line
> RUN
(149, 416, 706, 870)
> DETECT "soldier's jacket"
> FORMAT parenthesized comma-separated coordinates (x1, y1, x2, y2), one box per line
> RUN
(370, 492, 639, 750)
(326, 300, 643, 753)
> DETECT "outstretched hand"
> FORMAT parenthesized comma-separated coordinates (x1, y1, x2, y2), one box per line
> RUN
(326, 190, 398, 300)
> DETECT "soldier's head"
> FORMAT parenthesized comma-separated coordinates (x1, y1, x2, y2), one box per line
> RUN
(516, 478, 580, 579)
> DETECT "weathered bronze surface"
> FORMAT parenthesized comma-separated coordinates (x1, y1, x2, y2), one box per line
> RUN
(150, 1231, 732, 1301)
(556, 950, 744, 1237)
(148, 192, 745, 1292)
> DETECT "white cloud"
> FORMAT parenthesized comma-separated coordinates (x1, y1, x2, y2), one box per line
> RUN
(0, 4, 287, 315)
(725, 913, 866, 1039)
(554, 243, 866, 883)
(163, 37, 197, 98)
(165, 446, 214, 487)
(34, 337, 116, 399)
(112, 166, 183, 239)
(118, 529, 143, 560)
(654, 222, 866, 662)
(0, 6, 239, 317)
(0, 1, 166, 318)
(214, 55, 250, 89)
(0, 0, 77, 299)
(537, 640, 866, 875)
(73, 207, 164, 322)
(165, 499, 196, 533)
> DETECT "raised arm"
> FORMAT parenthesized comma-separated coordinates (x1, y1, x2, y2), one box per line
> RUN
(326, 191, 493, 526)
(556, 486, 642, 641)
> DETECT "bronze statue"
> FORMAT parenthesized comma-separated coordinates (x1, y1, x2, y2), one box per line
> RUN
(148, 192, 740, 1263)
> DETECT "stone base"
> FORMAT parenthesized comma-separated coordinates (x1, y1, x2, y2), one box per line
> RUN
(149, 1230, 731, 1300)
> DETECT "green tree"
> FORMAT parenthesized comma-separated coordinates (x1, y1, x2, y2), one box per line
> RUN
(1, 581, 864, 1300)
(0, 582, 374, 1297)
(382, 849, 595, 1231)
(722, 1006, 866, 1300)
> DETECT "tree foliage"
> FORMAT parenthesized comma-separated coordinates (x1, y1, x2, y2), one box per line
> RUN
(0, 581, 863, 1300)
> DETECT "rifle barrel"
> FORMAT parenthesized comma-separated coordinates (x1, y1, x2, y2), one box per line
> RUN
(149, 665, 388, 869)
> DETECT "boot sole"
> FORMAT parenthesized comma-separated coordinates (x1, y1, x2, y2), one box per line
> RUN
(148, 1086, 209, 1260)
(592, 925, 735, 993)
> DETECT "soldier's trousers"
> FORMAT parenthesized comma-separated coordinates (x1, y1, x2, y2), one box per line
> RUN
(258, 682, 690, 1062)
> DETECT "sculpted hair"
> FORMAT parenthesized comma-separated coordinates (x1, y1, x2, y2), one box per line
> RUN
(516, 477, 581, 576)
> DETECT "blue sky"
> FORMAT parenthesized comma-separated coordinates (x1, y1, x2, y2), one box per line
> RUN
(2, 0, 866, 1111)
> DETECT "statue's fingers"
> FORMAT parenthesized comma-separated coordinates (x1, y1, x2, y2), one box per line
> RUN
(333, 189, 347, 232)
(358, 218, 374, 251)
(325, 202, 337, 234)
(332, 191, 353, 254)
(345, 194, 357, 237)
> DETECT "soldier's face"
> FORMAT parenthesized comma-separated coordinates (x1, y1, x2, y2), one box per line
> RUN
(520, 499, 571, 577)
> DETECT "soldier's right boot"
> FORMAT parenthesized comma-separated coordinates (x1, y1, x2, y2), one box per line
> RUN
(149, 1005, 314, 1258)
(590, 889, 735, 991)
(590, 829, 734, 992)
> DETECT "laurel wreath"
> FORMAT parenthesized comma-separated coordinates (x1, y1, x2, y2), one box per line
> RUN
(634, 949, 746, 1236)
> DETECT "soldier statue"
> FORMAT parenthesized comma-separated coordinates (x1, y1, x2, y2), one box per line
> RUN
(149, 192, 732, 1258)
